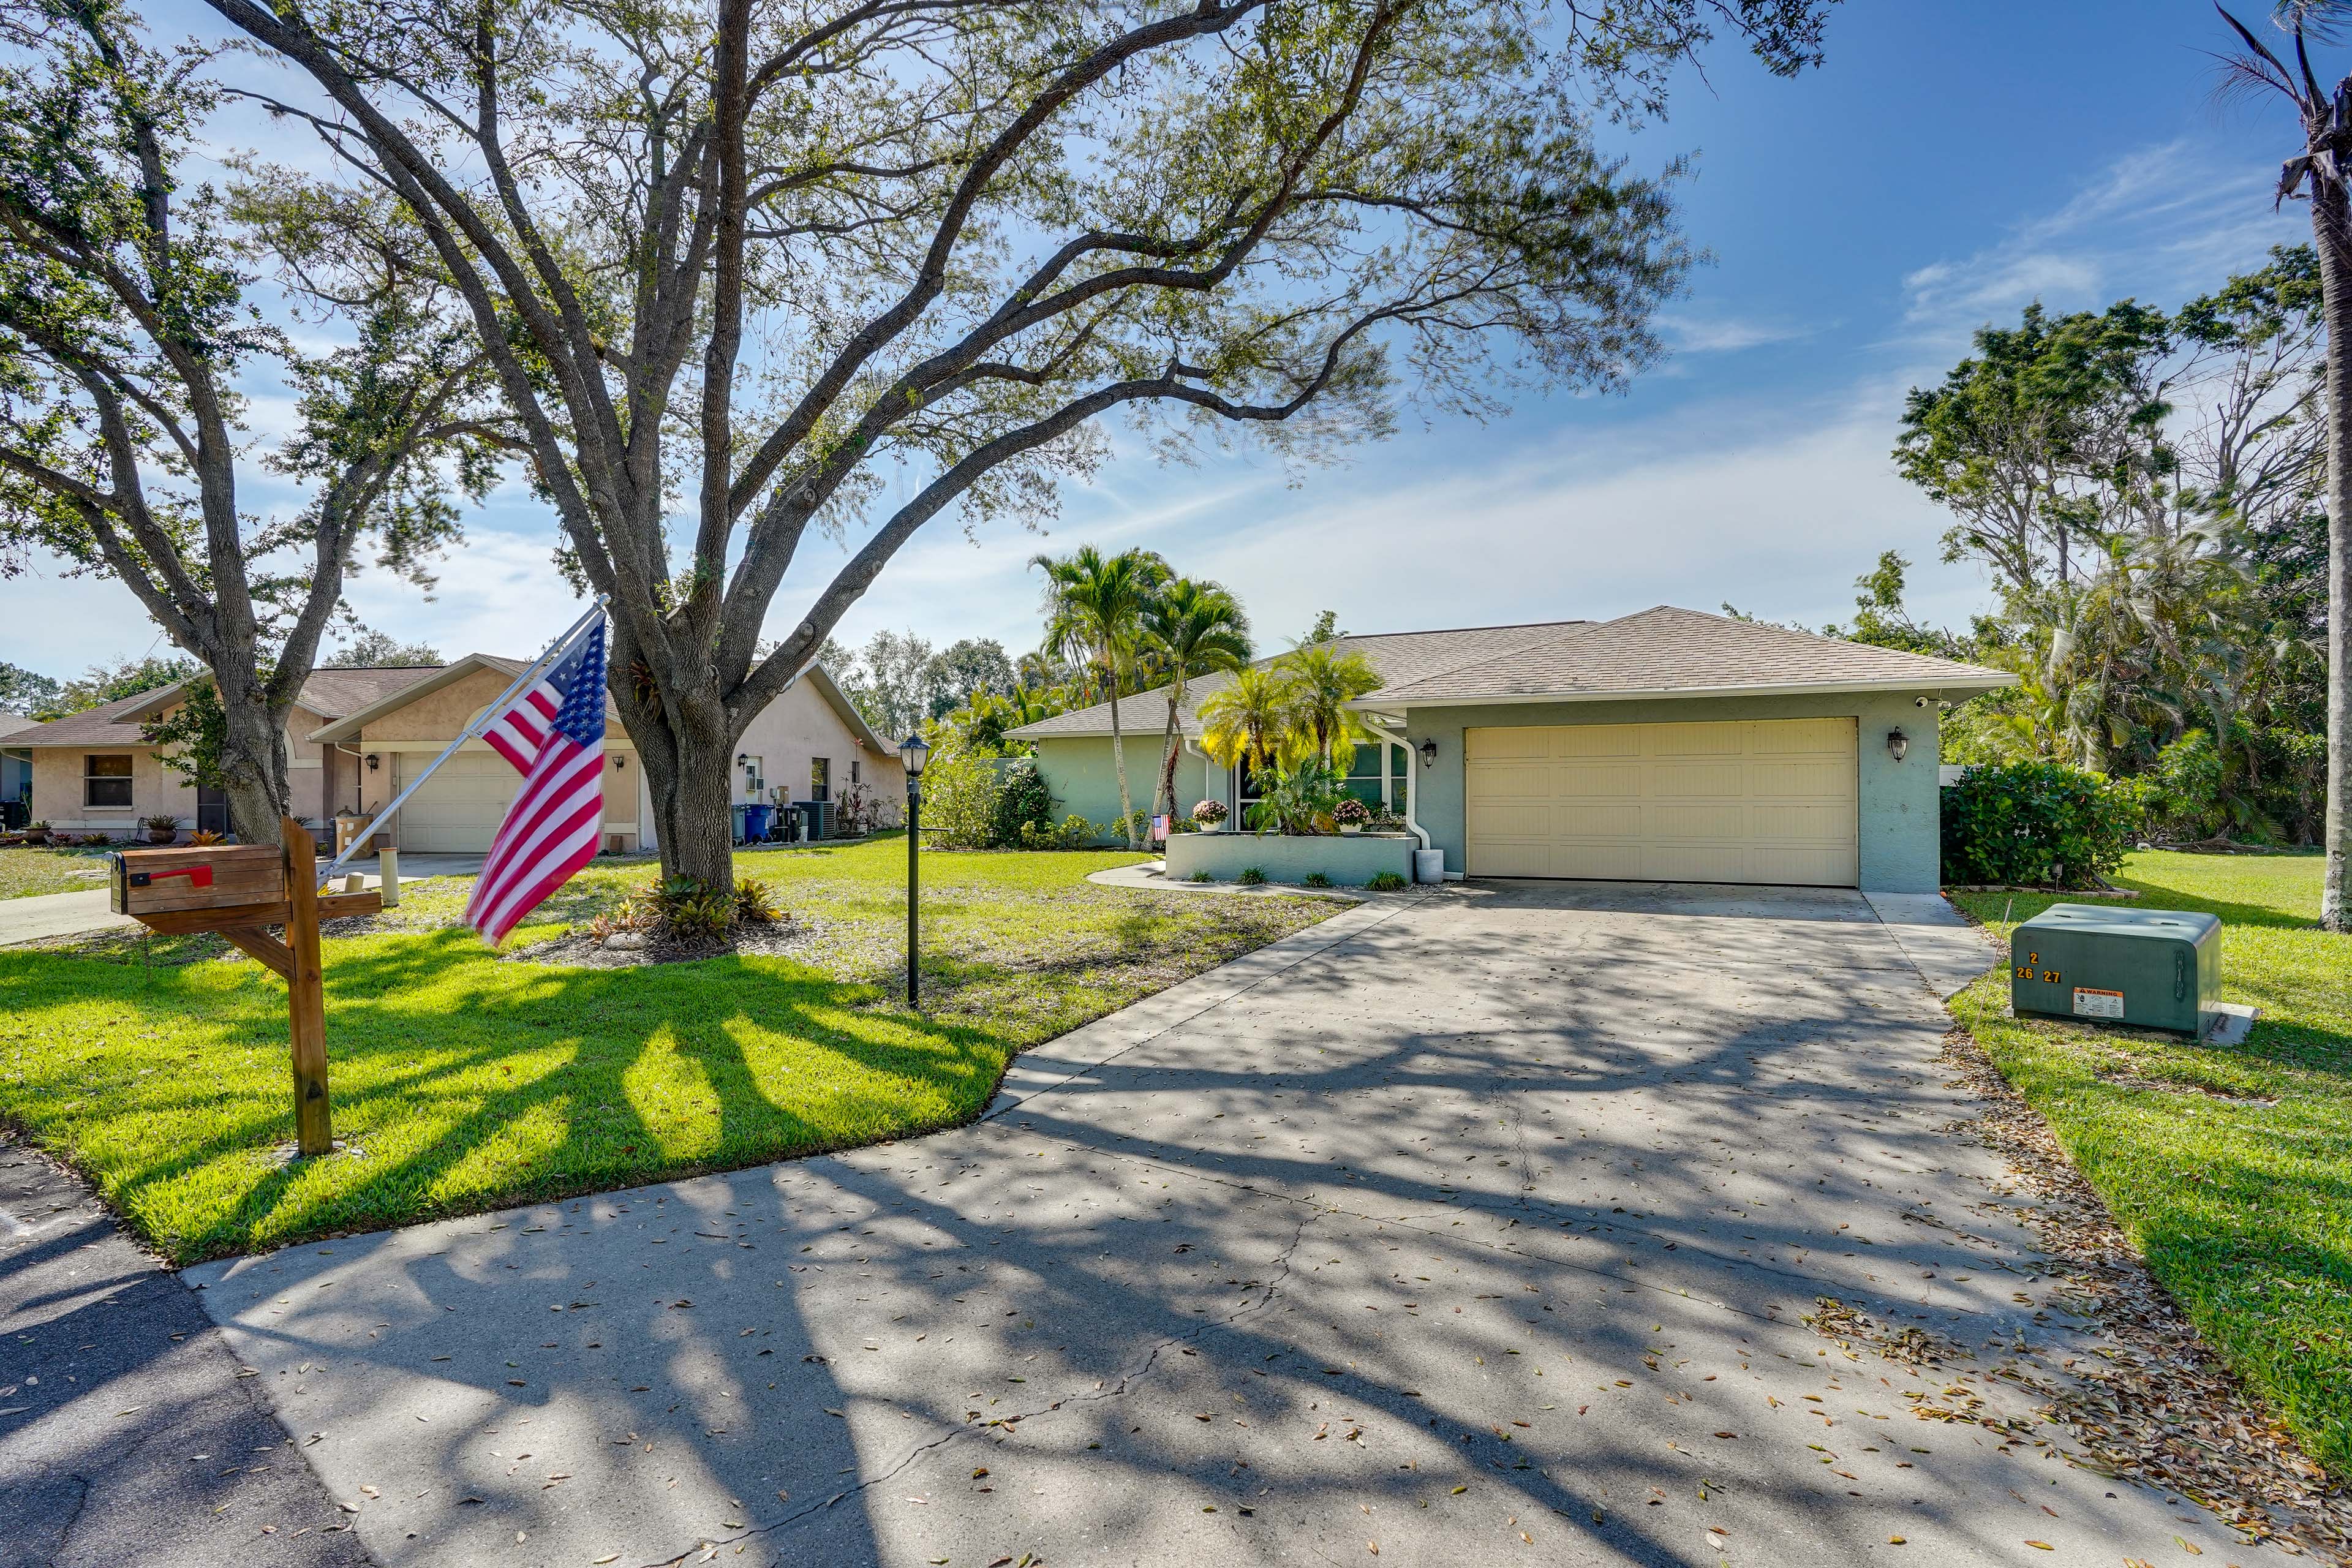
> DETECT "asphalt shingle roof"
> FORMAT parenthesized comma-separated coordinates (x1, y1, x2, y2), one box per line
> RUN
(1006, 621, 1581, 739)
(7, 665, 454, 747)
(1364, 606, 2013, 704)
(1008, 605, 2012, 739)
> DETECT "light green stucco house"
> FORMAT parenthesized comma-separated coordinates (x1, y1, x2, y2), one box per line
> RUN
(1008, 606, 2013, 894)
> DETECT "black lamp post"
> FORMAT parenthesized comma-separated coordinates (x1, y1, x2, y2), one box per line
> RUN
(900, 731, 930, 1006)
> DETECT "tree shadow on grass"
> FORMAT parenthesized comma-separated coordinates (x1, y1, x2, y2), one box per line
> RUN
(0, 933, 1025, 1265)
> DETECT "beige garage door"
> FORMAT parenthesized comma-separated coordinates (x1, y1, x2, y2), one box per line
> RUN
(1464, 717, 1858, 886)
(393, 750, 517, 853)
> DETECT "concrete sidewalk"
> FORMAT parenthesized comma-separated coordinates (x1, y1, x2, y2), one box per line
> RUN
(179, 880, 2278, 1567)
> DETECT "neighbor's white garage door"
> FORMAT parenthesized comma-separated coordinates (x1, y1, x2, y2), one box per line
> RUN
(393, 749, 518, 853)
(1464, 717, 1858, 886)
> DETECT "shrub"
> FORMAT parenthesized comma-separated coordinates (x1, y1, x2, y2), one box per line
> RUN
(1332, 798, 1369, 827)
(1237, 866, 1268, 886)
(1019, 813, 1095, 850)
(1188, 870, 1213, 883)
(187, 829, 224, 846)
(1302, 871, 1332, 888)
(1245, 760, 1346, 835)
(990, 759, 1055, 847)
(1940, 761, 2141, 889)
(920, 745, 1002, 849)
(1365, 871, 1407, 891)
(1191, 798, 1227, 826)
(734, 876, 781, 925)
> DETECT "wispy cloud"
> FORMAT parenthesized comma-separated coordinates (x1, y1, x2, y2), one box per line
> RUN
(1894, 138, 2297, 344)
(1655, 313, 1815, 353)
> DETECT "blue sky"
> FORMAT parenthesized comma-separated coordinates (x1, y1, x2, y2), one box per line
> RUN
(0, 0, 2317, 678)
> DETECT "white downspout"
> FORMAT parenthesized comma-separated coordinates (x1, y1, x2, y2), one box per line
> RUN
(1359, 719, 1430, 852)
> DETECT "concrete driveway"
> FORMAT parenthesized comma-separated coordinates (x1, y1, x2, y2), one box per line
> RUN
(182, 882, 2278, 1567)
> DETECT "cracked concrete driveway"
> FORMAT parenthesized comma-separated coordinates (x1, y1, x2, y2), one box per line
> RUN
(184, 881, 2280, 1567)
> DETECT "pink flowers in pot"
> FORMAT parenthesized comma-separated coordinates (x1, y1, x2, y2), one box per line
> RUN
(1191, 799, 1228, 827)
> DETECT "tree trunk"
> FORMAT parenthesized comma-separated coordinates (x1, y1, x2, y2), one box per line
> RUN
(2314, 173, 2352, 931)
(1155, 683, 1184, 822)
(643, 728, 738, 890)
(218, 684, 290, 848)
(1107, 666, 1137, 850)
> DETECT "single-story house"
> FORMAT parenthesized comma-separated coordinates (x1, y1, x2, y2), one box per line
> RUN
(1, 712, 37, 816)
(7, 656, 902, 852)
(1008, 605, 2014, 894)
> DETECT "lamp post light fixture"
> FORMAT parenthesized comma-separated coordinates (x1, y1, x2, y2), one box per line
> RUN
(899, 732, 930, 1006)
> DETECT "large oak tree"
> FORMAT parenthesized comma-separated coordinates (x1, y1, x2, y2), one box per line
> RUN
(206, 0, 1836, 884)
(0, 0, 500, 843)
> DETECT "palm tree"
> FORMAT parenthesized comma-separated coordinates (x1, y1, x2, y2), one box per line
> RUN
(2218, 2, 2352, 926)
(1142, 578, 1253, 821)
(1033, 545, 1167, 848)
(1197, 665, 1299, 783)
(1279, 641, 1384, 769)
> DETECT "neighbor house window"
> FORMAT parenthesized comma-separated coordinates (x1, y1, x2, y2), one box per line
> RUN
(810, 756, 831, 802)
(84, 753, 133, 808)
(850, 759, 861, 786)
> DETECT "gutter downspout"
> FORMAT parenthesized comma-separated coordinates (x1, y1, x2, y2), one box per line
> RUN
(1359, 719, 1430, 853)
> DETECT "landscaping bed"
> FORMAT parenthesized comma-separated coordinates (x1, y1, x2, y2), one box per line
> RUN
(0, 838, 1332, 1263)
(1948, 850, 2352, 1477)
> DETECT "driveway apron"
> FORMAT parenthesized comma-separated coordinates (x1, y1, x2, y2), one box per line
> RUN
(184, 881, 2278, 1567)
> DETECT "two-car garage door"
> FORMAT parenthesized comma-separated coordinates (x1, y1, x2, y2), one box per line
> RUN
(1464, 717, 1858, 886)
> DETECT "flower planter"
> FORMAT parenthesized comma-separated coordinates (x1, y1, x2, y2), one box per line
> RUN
(1340, 824, 1361, 836)
(147, 829, 176, 845)
(1164, 831, 1412, 888)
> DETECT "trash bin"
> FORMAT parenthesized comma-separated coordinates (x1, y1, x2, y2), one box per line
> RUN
(1412, 847, 1445, 884)
(744, 803, 771, 842)
(731, 804, 750, 844)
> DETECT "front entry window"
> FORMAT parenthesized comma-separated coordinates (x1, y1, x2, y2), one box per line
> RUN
(84, 753, 133, 807)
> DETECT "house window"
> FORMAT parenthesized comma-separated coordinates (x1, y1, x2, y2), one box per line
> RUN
(1235, 758, 1267, 825)
(84, 753, 134, 808)
(850, 759, 861, 786)
(810, 756, 831, 802)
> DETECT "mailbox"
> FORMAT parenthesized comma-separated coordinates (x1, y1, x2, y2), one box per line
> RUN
(109, 843, 285, 917)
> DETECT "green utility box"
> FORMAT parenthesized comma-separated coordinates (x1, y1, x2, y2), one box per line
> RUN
(2010, 903, 2222, 1035)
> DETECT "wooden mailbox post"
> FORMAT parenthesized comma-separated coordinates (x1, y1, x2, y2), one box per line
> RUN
(111, 816, 380, 1156)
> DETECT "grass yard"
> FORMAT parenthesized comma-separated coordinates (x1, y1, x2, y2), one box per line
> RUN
(1949, 851, 2352, 1474)
(0, 837, 1332, 1264)
(0, 845, 115, 900)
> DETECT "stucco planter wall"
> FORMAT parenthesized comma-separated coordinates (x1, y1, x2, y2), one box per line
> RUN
(1165, 831, 1414, 887)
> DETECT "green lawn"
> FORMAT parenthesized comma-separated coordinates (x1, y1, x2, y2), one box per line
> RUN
(1949, 851, 2352, 1474)
(0, 845, 115, 900)
(0, 838, 1331, 1264)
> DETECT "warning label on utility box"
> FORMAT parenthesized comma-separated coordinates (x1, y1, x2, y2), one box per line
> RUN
(2073, 987, 2125, 1019)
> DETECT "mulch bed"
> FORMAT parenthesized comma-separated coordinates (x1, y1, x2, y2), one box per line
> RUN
(1934, 1024, 2352, 1560)
(502, 918, 819, 968)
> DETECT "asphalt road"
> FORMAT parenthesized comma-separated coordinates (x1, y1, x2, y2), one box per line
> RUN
(0, 1135, 371, 1568)
(175, 880, 2284, 1567)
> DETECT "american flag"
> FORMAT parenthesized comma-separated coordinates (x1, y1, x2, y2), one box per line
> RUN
(466, 619, 609, 944)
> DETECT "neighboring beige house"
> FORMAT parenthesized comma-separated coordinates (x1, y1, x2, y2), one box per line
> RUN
(10, 657, 902, 851)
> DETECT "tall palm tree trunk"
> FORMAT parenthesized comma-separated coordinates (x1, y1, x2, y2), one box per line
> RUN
(1107, 660, 1138, 850)
(2315, 173, 2352, 930)
(1155, 681, 1185, 822)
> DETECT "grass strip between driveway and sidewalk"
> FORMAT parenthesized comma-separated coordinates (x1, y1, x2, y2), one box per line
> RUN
(1948, 851, 2352, 1477)
(0, 837, 1332, 1265)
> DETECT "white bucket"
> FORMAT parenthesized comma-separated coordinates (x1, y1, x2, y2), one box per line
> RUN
(1413, 848, 1445, 885)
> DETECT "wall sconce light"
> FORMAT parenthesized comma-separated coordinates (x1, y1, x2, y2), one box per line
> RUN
(364, 753, 380, 772)
(611, 754, 625, 771)
(1887, 728, 1910, 763)
(736, 753, 748, 766)
(1418, 739, 1439, 769)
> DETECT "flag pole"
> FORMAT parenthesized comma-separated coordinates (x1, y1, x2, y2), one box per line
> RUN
(315, 595, 611, 887)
